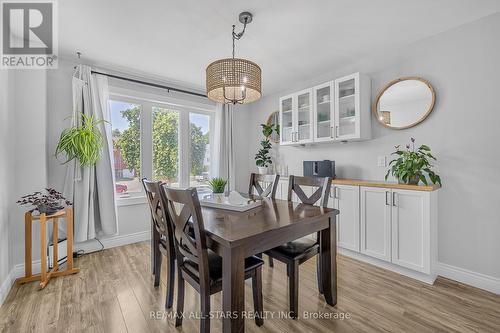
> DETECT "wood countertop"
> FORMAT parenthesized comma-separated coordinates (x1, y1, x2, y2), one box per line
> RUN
(278, 176, 440, 192)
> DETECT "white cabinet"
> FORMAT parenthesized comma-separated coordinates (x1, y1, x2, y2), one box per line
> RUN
(360, 187, 392, 262)
(332, 185, 360, 252)
(279, 89, 313, 145)
(391, 189, 430, 273)
(282, 72, 371, 145)
(333, 73, 371, 141)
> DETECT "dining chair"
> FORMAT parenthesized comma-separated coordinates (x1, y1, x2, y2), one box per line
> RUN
(162, 186, 265, 333)
(248, 173, 280, 267)
(142, 179, 176, 309)
(265, 175, 332, 319)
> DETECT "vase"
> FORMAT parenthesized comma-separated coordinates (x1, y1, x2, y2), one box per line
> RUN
(37, 204, 61, 215)
(257, 166, 267, 175)
(399, 174, 421, 185)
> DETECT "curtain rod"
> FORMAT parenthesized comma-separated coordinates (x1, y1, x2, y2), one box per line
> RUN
(90, 70, 207, 98)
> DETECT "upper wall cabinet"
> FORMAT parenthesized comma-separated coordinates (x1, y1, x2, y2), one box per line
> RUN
(280, 72, 371, 145)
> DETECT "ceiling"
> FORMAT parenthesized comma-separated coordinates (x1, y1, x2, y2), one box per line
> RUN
(59, 0, 500, 95)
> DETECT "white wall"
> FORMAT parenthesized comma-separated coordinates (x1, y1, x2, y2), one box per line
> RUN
(0, 70, 12, 303)
(237, 13, 500, 281)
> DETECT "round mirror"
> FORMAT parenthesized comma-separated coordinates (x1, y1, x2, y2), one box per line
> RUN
(373, 77, 436, 129)
(266, 111, 280, 143)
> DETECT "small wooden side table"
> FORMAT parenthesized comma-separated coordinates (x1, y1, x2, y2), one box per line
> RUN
(17, 207, 80, 289)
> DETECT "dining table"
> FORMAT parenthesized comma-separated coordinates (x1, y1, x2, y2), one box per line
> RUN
(199, 196, 339, 333)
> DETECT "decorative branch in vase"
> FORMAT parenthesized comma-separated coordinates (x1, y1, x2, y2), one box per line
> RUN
(386, 138, 442, 186)
(255, 123, 279, 174)
(17, 188, 72, 215)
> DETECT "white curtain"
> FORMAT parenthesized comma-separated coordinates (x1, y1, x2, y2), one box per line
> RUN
(62, 65, 118, 242)
(213, 103, 235, 190)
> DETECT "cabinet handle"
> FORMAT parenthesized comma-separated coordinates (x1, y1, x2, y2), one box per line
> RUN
(392, 192, 397, 206)
(335, 125, 339, 138)
(330, 126, 334, 138)
(335, 187, 339, 199)
(329, 187, 334, 198)
(385, 191, 390, 206)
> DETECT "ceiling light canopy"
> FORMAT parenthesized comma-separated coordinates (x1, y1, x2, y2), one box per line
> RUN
(206, 12, 262, 105)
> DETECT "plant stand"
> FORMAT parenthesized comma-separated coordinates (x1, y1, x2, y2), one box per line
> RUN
(17, 207, 79, 289)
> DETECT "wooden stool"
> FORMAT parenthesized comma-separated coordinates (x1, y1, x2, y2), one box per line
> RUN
(17, 207, 80, 289)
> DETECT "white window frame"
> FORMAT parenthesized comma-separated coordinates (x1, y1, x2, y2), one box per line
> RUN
(108, 85, 216, 206)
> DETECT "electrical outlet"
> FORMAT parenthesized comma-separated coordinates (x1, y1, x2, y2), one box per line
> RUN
(377, 156, 386, 167)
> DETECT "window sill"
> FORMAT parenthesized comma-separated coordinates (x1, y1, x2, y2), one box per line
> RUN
(116, 195, 147, 207)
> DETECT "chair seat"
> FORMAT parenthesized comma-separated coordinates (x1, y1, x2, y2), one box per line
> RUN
(267, 237, 318, 260)
(183, 250, 264, 284)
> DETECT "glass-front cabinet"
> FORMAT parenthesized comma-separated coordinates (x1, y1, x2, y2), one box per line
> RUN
(281, 72, 371, 144)
(279, 89, 313, 145)
(313, 82, 334, 142)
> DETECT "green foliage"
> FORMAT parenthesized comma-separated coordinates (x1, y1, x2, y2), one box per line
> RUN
(55, 113, 106, 167)
(385, 138, 442, 186)
(114, 107, 208, 184)
(255, 123, 279, 168)
(208, 177, 227, 193)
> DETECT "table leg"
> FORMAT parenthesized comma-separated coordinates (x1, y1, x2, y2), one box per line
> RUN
(39, 215, 47, 288)
(222, 246, 245, 333)
(320, 215, 337, 306)
(66, 208, 74, 270)
(53, 218, 59, 270)
(24, 212, 32, 278)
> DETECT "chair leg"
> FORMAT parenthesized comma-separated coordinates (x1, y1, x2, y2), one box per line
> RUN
(153, 242, 162, 287)
(268, 256, 274, 267)
(316, 253, 323, 294)
(252, 267, 264, 327)
(288, 260, 299, 319)
(165, 251, 175, 309)
(200, 291, 211, 333)
(175, 273, 185, 327)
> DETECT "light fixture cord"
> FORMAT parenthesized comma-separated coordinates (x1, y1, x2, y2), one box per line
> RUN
(232, 17, 248, 59)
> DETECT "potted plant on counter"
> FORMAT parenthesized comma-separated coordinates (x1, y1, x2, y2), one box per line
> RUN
(386, 138, 442, 186)
(255, 123, 279, 174)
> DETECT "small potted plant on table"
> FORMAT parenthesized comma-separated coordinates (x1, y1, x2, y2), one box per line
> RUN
(386, 138, 442, 186)
(208, 177, 228, 201)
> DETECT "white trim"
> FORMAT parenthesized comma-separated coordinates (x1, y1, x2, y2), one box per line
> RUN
(116, 196, 148, 207)
(436, 262, 500, 295)
(0, 269, 16, 307)
(99, 230, 151, 249)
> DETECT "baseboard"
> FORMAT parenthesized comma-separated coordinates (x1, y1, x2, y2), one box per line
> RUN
(0, 269, 16, 307)
(436, 262, 500, 295)
(99, 230, 151, 249)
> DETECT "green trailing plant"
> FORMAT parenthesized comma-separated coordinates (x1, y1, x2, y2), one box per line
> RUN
(255, 123, 279, 168)
(208, 177, 228, 194)
(385, 138, 442, 186)
(55, 113, 107, 167)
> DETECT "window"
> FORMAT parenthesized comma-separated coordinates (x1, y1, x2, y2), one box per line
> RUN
(189, 112, 211, 189)
(110, 101, 142, 196)
(108, 89, 216, 201)
(152, 106, 180, 186)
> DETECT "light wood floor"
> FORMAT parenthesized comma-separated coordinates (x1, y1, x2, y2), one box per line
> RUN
(1, 242, 499, 333)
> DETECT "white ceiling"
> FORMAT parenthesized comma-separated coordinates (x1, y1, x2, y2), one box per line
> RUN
(59, 0, 500, 95)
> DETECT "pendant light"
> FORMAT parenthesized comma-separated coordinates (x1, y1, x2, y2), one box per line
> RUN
(206, 12, 262, 104)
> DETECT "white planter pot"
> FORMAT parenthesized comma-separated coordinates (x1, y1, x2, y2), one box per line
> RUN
(257, 166, 267, 175)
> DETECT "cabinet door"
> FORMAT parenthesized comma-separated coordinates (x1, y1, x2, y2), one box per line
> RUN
(334, 185, 360, 252)
(334, 73, 360, 140)
(280, 95, 294, 145)
(313, 82, 335, 142)
(296, 89, 314, 144)
(391, 189, 430, 273)
(360, 186, 391, 261)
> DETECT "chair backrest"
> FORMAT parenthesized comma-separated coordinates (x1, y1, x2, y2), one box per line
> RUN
(142, 178, 173, 238)
(287, 175, 332, 207)
(162, 186, 210, 286)
(248, 173, 280, 198)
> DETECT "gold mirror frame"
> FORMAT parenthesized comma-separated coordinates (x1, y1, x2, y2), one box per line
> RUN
(373, 77, 436, 130)
(266, 111, 280, 143)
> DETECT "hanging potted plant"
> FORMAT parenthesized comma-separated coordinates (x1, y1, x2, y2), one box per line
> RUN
(255, 123, 279, 174)
(55, 113, 107, 166)
(386, 138, 442, 186)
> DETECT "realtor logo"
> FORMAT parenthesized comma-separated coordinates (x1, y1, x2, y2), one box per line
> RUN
(1, 0, 58, 69)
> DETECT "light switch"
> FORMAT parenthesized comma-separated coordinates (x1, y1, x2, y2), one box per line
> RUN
(377, 156, 386, 167)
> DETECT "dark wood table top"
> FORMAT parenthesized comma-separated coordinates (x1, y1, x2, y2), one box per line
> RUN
(200, 197, 339, 249)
